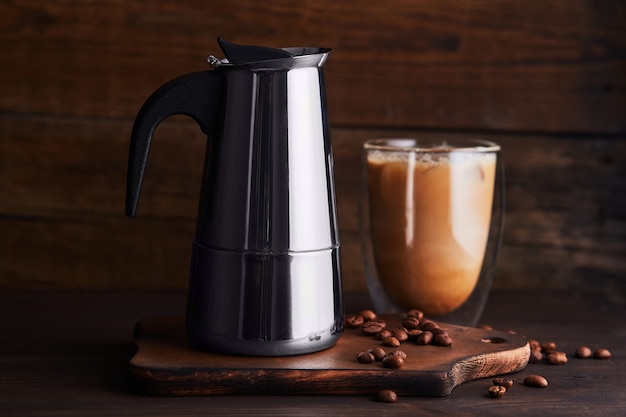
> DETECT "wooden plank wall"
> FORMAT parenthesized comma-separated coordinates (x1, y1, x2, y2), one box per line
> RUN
(1, 0, 625, 297)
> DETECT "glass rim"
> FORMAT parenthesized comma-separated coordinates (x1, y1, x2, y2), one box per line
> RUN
(364, 138, 500, 153)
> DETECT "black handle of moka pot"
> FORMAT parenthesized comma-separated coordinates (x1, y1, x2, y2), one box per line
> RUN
(125, 71, 225, 217)
(126, 38, 294, 217)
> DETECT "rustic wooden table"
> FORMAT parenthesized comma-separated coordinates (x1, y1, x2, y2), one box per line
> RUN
(1, 289, 624, 416)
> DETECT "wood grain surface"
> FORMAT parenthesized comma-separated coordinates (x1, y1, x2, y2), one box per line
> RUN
(0, 0, 624, 293)
(2, 0, 624, 132)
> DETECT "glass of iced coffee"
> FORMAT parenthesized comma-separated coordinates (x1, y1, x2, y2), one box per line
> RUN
(361, 138, 504, 326)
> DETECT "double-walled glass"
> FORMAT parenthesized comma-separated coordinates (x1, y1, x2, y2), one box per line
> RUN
(360, 138, 504, 326)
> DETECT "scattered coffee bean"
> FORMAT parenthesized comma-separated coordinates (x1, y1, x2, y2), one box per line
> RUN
(402, 317, 420, 329)
(415, 330, 433, 345)
(376, 329, 393, 340)
(420, 320, 439, 331)
(488, 385, 507, 398)
(529, 348, 543, 364)
(391, 328, 409, 342)
(524, 375, 549, 388)
(382, 354, 405, 369)
(382, 336, 401, 347)
(406, 309, 424, 320)
(360, 309, 377, 321)
(367, 347, 387, 361)
(375, 389, 398, 403)
(357, 351, 375, 364)
(406, 328, 423, 341)
(574, 346, 592, 358)
(386, 350, 407, 360)
(479, 324, 493, 330)
(432, 332, 453, 347)
(546, 351, 568, 365)
(362, 319, 386, 336)
(348, 308, 612, 404)
(493, 378, 514, 389)
(594, 348, 611, 359)
(345, 314, 364, 328)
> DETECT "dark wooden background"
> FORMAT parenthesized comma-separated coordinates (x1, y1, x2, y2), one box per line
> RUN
(1, 0, 624, 298)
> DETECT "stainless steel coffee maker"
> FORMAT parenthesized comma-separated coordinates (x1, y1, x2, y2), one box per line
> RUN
(126, 38, 343, 356)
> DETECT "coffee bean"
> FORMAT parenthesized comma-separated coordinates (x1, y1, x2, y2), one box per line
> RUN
(360, 309, 377, 321)
(575, 346, 592, 358)
(479, 324, 493, 330)
(488, 385, 507, 398)
(357, 351, 375, 364)
(406, 328, 423, 341)
(540, 341, 557, 352)
(382, 336, 401, 347)
(376, 329, 393, 340)
(382, 354, 405, 369)
(375, 389, 398, 403)
(524, 375, 549, 388)
(367, 347, 387, 361)
(362, 319, 386, 336)
(493, 378, 514, 389)
(345, 314, 364, 328)
(415, 330, 433, 345)
(401, 317, 420, 330)
(546, 351, 568, 365)
(406, 309, 424, 320)
(528, 339, 541, 351)
(594, 348, 611, 359)
(432, 332, 453, 347)
(386, 350, 407, 360)
(391, 328, 409, 342)
(420, 320, 440, 331)
(529, 348, 543, 364)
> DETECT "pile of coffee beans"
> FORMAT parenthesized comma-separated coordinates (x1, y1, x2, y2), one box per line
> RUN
(349, 309, 454, 351)
(352, 309, 455, 371)
(347, 308, 453, 402)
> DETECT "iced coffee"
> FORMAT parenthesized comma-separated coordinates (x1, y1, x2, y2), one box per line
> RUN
(364, 139, 499, 317)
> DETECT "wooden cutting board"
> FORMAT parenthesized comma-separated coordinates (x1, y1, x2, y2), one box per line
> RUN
(129, 315, 529, 397)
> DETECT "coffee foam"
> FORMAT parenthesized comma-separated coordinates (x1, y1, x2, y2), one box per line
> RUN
(367, 150, 496, 166)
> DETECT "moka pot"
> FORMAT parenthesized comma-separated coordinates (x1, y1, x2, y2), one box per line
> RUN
(126, 38, 343, 356)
